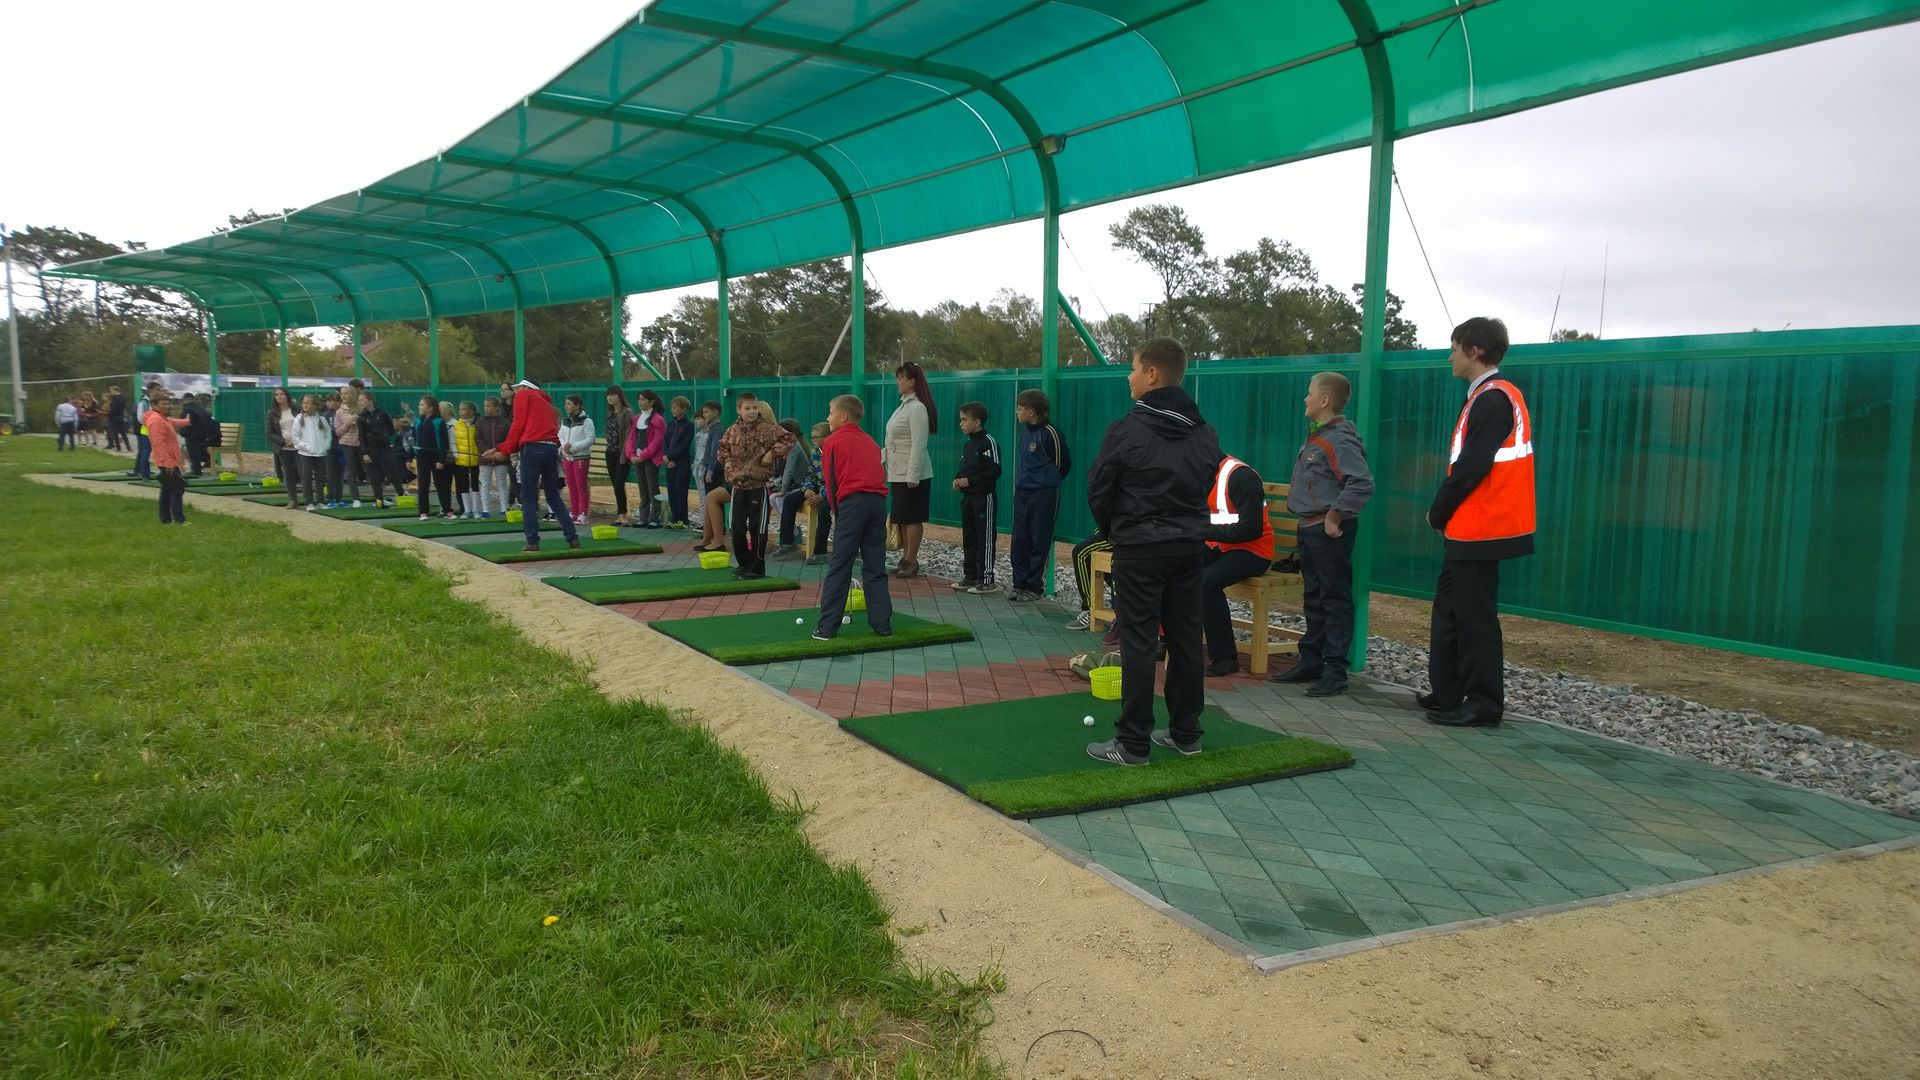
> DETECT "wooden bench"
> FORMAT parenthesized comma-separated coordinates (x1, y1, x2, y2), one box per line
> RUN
(216, 423, 244, 472)
(1086, 481, 1304, 675)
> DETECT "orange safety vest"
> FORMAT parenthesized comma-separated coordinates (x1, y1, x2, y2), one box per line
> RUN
(1446, 378, 1536, 543)
(1207, 456, 1275, 561)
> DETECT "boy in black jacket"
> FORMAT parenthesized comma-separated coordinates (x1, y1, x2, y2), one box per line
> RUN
(1083, 338, 1223, 766)
(950, 401, 1003, 593)
(357, 396, 402, 507)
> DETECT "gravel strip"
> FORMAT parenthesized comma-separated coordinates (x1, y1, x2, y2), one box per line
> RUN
(910, 536, 1920, 817)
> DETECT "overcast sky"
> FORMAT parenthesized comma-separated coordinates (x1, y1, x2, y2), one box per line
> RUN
(5, 2, 1916, 350)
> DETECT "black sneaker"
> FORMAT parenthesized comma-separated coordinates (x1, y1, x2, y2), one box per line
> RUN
(1085, 739, 1149, 766)
(1415, 691, 1458, 711)
(810, 631, 835, 642)
(566, 537, 582, 550)
(1149, 729, 1202, 756)
(873, 627, 893, 637)
(731, 570, 748, 580)
(1305, 674, 1349, 698)
(1427, 705, 1501, 728)
(521, 542, 541, 553)
(1268, 663, 1322, 684)
(1204, 658, 1239, 677)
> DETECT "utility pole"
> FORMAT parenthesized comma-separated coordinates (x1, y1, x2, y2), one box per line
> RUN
(3, 224, 24, 429)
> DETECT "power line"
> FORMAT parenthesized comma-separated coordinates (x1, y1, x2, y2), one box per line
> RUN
(1391, 168, 1454, 328)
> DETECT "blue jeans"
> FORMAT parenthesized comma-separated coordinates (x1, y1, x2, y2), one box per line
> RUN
(814, 492, 892, 637)
(58, 422, 77, 449)
(517, 442, 577, 545)
(133, 433, 152, 477)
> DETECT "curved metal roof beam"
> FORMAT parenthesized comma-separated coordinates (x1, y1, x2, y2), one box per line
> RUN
(436, 150, 725, 254)
(174, 248, 367, 326)
(529, 92, 862, 255)
(359, 185, 626, 301)
(278, 215, 525, 312)
(257, 230, 441, 322)
(104, 255, 295, 328)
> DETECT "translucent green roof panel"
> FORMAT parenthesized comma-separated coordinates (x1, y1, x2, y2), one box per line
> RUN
(50, 0, 1920, 332)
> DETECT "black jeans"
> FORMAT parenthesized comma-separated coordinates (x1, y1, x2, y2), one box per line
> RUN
(1112, 551, 1206, 757)
(731, 486, 769, 574)
(665, 462, 691, 525)
(1201, 546, 1273, 665)
(814, 492, 892, 636)
(416, 450, 452, 514)
(517, 442, 577, 546)
(960, 491, 996, 584)
(634, 459, 661, 524)
(1428, 558, 1505, 716)
(363, 446, 400, 502)
(1297, 519, 1360, 673)
(605, 448, 630, 516)
(157, 467, 187, 523)
(185, 437, 206, 475)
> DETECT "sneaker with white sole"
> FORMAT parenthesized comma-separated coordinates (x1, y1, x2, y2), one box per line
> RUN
(967, 581, 1002, 595)
(351, 500, 362, 509)
(950, 578, 979, 591)
(1085, 739, 1149, 766)
(1149, 729, 1202, 756)
(1065, 610, 1092, 631)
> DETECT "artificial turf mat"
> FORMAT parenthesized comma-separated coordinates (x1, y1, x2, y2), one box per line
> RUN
(546, 567, 798, 603)
(238, 495, 417, 519)
(457, 536, 663, 563)
(71, 472, 146, 481)
(382, 518, 564, 538)
(839, 694, 1354, 818)
(649, 609, 973, 665)
(128, 480, 283, 495)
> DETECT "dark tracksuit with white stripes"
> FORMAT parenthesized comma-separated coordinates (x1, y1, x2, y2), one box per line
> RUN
(955, 429, 1003, 585)
(1012, 420, 1071, 594)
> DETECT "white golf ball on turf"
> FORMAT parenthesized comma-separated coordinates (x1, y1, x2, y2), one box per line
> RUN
(1083, 715, 1096, 726)
(795, 617, 804, 625)
(842, 616, 851, 624)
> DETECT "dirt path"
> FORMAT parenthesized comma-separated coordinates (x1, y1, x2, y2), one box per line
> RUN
(920, 524, 1920, 757)
(56, 474, 1920, 1080)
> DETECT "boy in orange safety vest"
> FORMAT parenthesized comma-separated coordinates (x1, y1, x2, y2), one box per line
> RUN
(1269, 372, 1375, 695)
(1422, 317, 1536, 727)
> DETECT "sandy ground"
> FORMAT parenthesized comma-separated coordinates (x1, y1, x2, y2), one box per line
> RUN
(44, 471, 1920, 1080)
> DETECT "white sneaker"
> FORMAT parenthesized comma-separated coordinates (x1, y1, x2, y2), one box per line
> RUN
(1065, 610, 1092, 631)
(305, 504, 318, 512)
(352, 500, 363, 509)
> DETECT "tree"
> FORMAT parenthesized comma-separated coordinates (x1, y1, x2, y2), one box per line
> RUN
(358, 322, 491, 386)
(1108, 204, 1217, 346)
(1551, 328, 1597, 342)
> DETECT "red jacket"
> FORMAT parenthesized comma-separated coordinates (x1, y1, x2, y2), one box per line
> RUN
(819, 423, 886, 509)
(497, 387, 559, 456)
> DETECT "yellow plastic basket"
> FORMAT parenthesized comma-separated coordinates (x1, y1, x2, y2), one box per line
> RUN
(260, 477, 281, 489)
(591, 524, 618, 541)
(847, 588, 866, 612)
(218, 471, 238, 482)
(396, 495, 416, 508)
(1089, 666, 1122, 701)
(504, 508, 521, 522)
(699, 550, 731, 570)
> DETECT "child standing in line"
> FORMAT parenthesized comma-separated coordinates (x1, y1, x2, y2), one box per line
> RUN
(449, 401, 481, 519)
(413, 395, 451, 519)
(603, 386, 635, 523)
(1009, 388, 1071, 602)
(951, 401, 1003, 594)
(771, 418, 814, 557)
(475, 396, 510, 518)
(661, 396, 695, 529)
(716, 395, 796, 579)
(692, 399, 723, 526)
(145, 394, 192, 525)
(797, 421, 833, 563)
(811, 395, 893, 640)
(560, 394, 596, 525)
(626, 389, 667, 527)
(292, 394, 334, 512)
(358, 394, 400, 508)
(333, 389, 363, 508)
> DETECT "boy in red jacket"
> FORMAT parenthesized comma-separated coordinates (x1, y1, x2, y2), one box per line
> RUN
(484, 379, 580, 551)
(811, 395, 893, 640)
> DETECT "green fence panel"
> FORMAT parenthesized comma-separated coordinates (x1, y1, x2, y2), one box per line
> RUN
(281, 327, 1918, 678)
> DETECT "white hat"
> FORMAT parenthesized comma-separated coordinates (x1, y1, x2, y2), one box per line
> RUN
(512, 379, 540, 390)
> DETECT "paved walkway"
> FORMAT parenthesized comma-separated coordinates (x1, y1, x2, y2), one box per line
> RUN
(444, 525, 1920, 962)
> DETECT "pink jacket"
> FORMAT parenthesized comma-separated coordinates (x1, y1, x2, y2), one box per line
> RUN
(625, 408, 666, 465)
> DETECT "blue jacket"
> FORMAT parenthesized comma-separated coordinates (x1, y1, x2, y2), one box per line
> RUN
(1013, 422, 1070, 491)
(662, 415, 694, 466)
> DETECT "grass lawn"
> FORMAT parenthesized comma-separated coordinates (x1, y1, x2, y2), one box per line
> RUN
(842, 695, 1354, 818)
(0, 439, 1000, 1078)
(651, 610, 974, 665)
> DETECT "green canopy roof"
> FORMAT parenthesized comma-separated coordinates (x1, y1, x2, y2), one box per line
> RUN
(50, 0, 1920, 332)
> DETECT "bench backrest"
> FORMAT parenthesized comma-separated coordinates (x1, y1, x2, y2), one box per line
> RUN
(1264, 482, 1298, 554)
(219, 422, 243, 447)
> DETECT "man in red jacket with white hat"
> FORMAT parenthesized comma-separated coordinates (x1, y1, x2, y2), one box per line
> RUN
(484, 379, 580, 552)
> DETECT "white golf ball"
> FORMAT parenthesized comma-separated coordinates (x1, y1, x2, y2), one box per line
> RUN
(842, 616, 851, 625)
(1083, 715, 1096, 726)
(795, 617, 804, 625)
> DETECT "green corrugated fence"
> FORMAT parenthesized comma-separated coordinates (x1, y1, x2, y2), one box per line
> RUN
(215, 326, 1919, 679)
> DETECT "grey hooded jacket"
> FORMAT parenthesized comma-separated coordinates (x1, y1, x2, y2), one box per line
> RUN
(1285, 415, 1374, 523)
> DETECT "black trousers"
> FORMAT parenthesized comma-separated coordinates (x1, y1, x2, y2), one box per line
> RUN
(605, 448, 630, 516)
(1072, 535, 1112, 611)
(157, 467, 187, 523)
(364, 446, 401, 502)
(731, 485, 769, 574)
(1428, 557, 1505, 716)
(185, 437, 207, 475)
(1298, 520, 1360, 673)
(665, 462, 692, 525)
(1201, 546, 1273, 665)
(416, 450, 452, 513)
(1112, 551, 1206, 756)
(815, 491, 893, 636)
(960, 491, 996, 584)
(1011, 487, 1059, 592)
